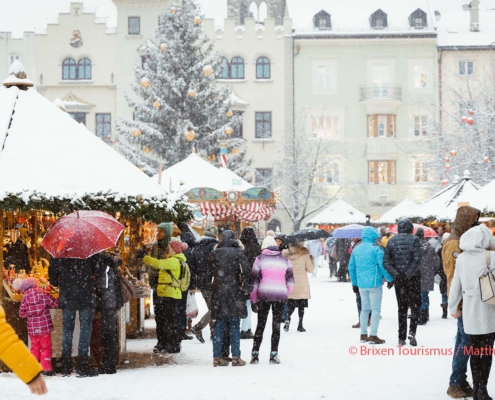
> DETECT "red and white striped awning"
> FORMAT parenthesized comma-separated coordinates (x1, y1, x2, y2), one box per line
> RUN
(199, 202, 275, 222)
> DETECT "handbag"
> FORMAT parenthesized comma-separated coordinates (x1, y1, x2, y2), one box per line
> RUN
(479, 251, 495, 306)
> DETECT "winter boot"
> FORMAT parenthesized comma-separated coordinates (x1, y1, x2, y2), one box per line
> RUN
(284, 320, 290, 332)
(182, 332, 193, 340)
(231, 357, 247, 367)
(61, 357, 73, 377)
(418, 310, 427, 326)
(352, 322, 360, 329)
(153, 343, 166, 354)
(191, 326, 205, 344)
(447, 385, 470, 399)
(41, 371, 56, 377)
(477, 384, 492, 400)
(441, 303, 448, 319)
(250, 351, 259, 364)
(245, 329, 254, 339)
(76, 356, 98, 378)
(408, 333, 417, 347)
(461, 381, 474, 397)
(269, 352, 281, 365)
(367, 336, 385, 345)
(297, 322, 306, 333)
(398, 340, 406, 346)
(360, 334, 369, 343)
(213, 358, 229, 367)
(426, 309, 430, 322)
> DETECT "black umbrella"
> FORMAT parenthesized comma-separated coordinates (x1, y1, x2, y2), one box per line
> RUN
(286, 228, 330, 244)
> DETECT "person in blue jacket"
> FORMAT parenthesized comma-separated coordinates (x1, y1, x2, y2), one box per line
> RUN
(349, 227, 393, 345)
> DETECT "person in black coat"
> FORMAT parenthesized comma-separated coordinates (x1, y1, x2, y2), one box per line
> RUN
(204, 230, 252, 367)
(190, 226, 219, 343)
(93, 251, 124, 375)
(48, 255, 100, 377)
(5, 236, 31, 274)
(383, 218, 422, 347)
(178, 231, 196, 340)
(336, 238, 351, 282)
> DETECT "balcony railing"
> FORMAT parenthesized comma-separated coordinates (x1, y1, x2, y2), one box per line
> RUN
(359, 84, 402, 102)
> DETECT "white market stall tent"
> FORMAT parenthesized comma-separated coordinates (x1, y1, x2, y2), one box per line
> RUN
(470, 179, 495, 213)
(375, 197, 420, 224)
(307, 199, 368, 226)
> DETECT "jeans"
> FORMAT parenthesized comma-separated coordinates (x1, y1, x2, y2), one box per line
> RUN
(30, 334, 53, 371)
(450, 315, 472, 386)
(213, 318, 241, 358)
(359, 287, 383, 336)
(470, 333, 495, 387)
(420, 291, 430, 311)
(442, 293, 448, 304)
(281, 302, 289, 322)
(241, 300, 252, 332)
(394, 274, 421, 340)
(252, 301, 284, 353)
(62, 308, 94, 358)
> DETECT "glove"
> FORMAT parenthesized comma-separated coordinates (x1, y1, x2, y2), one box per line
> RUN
(352, 286, 359, 294)
(251, 302, 258, 313)
(135, 248, 146, 259)
(387, 282, 394, 289)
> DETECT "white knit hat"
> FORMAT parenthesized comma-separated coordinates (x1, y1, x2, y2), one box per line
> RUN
(262, 236, 277, 250)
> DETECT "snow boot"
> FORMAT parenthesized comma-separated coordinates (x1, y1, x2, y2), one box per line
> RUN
(284, 320, 290, 332)
(447, 384, 470, 399)
(213, 358, 229, 367)
(269, 352, 281, 365)
(245, 329, 254, 339)
(182, 333, 193, 340)
(398, 340, 406, 346)
(191, 326, 205, 344)
(153, 343, 166, 354)
(360, 334, 369, 343)
(231, 357, 247, 367)
(426, 309, 430, 322)
(61, 357, 72, 377)
(477, 384, 492, 400)
(441, 303, 448, 319)
(367, 336, 385, 345)
(297, 323, 306, 333)
(41, 371, 56, 377)
(408, 333, 417, 347)
(250, 352, 259, 364)
(461, 381, 474, 397)
(352, 322, 360, 329)
(76, 356, 98, 378)
(418, 310, 427, 325)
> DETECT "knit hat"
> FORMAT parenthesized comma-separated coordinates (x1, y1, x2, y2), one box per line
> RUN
(157, 222, 173, 244)
(262, 236, 277, 250)
(20, 278, 38, 293)
(266, 230, 275, 237)
(12, 278, 23, 291)
(204, 225, 218, 238)
(169, 237, 188, 254)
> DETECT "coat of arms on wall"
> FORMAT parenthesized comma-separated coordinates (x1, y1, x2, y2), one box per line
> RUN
(70, 30, 83, 48)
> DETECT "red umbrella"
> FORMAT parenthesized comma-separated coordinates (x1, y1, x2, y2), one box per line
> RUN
(388, 223, 438, 238)
(41, 211, 125, 259)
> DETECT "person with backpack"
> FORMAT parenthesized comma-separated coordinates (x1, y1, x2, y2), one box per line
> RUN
(143, 237, 190, 354)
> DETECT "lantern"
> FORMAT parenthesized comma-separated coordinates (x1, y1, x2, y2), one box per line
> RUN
(444, 157, 450, 163)
(171, 7, 177, 14)
(484, 156, 489, 163)
(467, 117, 474, 125)
(194, 16, 202, 25)
(226, 109, 233, 117)
(203, 65, 214, 76)
(468, 109, 474, 115)
(442, 178, 448, 186)
(446, 164, 451, 170)
(184, 127, 195, 142)
(188, 89, 197, 98)
(450, 150, 457, 157)
(140, 77, 151, 88)
(132, 128, 142, 138)
(225, 126, 233, 135)
(153, 100, 161, 109)
(461, 116, 467, 123)
(160, 43, 167, 51)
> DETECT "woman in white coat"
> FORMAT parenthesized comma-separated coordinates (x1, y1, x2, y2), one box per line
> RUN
(449, 224, 495, 400)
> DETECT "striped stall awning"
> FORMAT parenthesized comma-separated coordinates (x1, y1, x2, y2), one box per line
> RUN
(199, 202, 275, 223)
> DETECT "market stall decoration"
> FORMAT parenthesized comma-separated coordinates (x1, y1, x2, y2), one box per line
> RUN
(307, 199, 368, 228)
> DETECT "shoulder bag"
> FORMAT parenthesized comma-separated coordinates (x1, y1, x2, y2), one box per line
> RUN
(479, 251, 495, 306)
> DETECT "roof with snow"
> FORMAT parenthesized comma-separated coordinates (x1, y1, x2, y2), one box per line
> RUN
(157, 153, 252, 193)
(375, 198, 420, 223)
(307, 199, 368, 225)
(470, 179, 495, 213)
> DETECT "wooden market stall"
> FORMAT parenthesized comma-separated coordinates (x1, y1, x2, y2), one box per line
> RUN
(0, 63, 193, 368)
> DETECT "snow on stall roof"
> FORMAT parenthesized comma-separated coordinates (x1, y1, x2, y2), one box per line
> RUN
(0, 87, 18, 150)
(287, 0, 436, 34)
(157, 153, 252, 193)
(0, 86, 167, 201)
(9, 60, 25, 75)
(374, 197, 420, 224)
(470, 179, 495, 212)
(307, 199, 367, 225)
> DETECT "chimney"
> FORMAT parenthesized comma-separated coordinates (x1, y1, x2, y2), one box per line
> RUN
(470, 0, 480, 32)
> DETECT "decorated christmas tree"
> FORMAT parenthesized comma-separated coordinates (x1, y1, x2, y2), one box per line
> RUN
(116, 0, 251, 178)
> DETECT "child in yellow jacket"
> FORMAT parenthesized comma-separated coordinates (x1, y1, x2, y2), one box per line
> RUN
(0, 305, 47, 395)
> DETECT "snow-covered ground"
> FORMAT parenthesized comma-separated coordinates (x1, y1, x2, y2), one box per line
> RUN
(2, 273, 462, 399)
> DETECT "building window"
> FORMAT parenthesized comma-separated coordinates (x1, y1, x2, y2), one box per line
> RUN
(256, 57, 270, 79)
(128, 17, 141, 35)
(413, 65, 428, 88)
(317, 66, 332, 90)
(414, 116, 428, 136)
(9, 55, 20, 65)
(95, 113, 111, 139)
(370, 9, 388, 29)
(77, 58, 92, 80)
(68, 112, 87, 125)
(231, 57, 245, 79)
(313, 10, 331, 30)
(311, 116, 339, 138)
(409, 8, 427, 29)
(255, 112, 272, 139)
(459, 60, 474, 76)
(314, 163, 339, 185)
(255, 168, 273, 188)
(216, 57, 229, 79)
(232, 111, 243, 139)
(414, 161, 428, 182)
(368, 115, 395, 137)
(62, 58, 77, 80)
(369, 161, 396, 184)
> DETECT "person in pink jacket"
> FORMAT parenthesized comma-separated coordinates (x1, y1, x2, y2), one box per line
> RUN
(19, 278, 59, 376)
(250, 236, 294, 365)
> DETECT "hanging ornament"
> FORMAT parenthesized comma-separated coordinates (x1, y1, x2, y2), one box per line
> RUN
(188, 89, 197, 98)
(231, 148, 239, 154)
(184, 127, 195, 142)
(194, 16, 202, 25)
(446, 164, 451, 170)
(461, 116, 467, 123)
(171, 7, 177, 14)
(140, 77, 151, 88)
(132, 128, 142, 138)
(467, 117, 474, 125)
(225, 109, 233, 117)
(143, 146, 151, 153)
(225, 126, 233, 135)
(208, 154, 216, 162)
(450, 150, 457, 157)
(484, 156, 489, 163)
(203, 65, 214, 76)
(468, 109, 474, 115)
(444, 157, 450, 163)
(153, 100, 161, 109)
(442, 178, 448, 186)
(160, 43, 167, 52)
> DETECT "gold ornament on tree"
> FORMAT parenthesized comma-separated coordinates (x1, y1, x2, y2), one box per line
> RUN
(140, 77, 151, 88)
(188, 89, 197, 98)
(225, 126, 233, 135)
(203, 65, 214, 76)
(184, 127, 195, 142)
(171, 7, 177, 14)
(160, 43, 167, 51)
(194, 16, 202, 25)
(143, 146, 151, 153)
(153, 100, 161, 109)
(225, 110, 233, 117)
(132, 128, 142, 138)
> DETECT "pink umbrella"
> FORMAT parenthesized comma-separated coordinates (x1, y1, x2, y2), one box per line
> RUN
(388, 223, 438, 238)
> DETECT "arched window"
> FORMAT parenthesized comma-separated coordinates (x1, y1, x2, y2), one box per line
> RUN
(258, 1, 268, 22)
(249, 1, 258, 20)
(78, 58, 92, 80)
(62, 58, 76, 80)
(217, 57, 229, 79)
(256, 57, 270, 79)
(230, 57, 245, 79)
